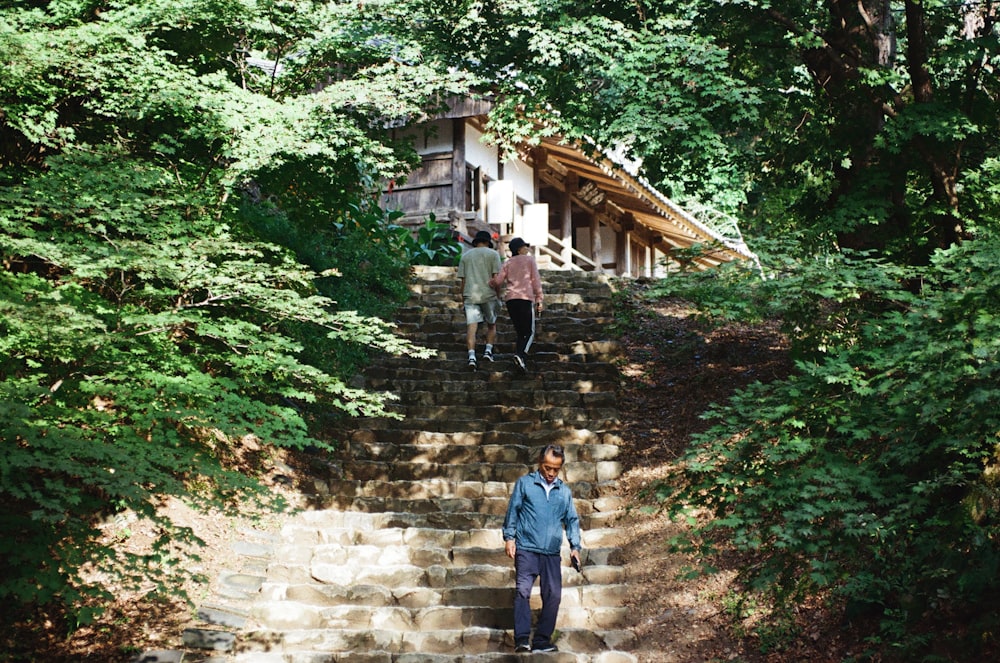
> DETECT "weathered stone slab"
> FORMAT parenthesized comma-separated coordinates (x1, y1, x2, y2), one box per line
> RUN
(581, 584, 630, 608)
(392, 586, 443, 609)
(596, 461, 623, 482)
(181, 627, 236, 651)
(130, 651, 183, 663)
(217, 571, 266, 600)
(451, 547, 507, 567)
(231, 540, 274, 559)
(356, 528, 404, 546)
(446, 565, 511, 587)
(251, 601, 322, 630)
(581, 565, 625, 585)
(582, 528, 623, 548)
(402, 527, 454, 548)
(409, 545, 449, 567)
(456, 528, 503, 548)
(593, 653, 639, 663)
(196, 604, 249, 629)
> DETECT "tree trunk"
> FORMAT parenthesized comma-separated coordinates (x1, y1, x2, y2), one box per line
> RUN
(905, 0, 965, 247)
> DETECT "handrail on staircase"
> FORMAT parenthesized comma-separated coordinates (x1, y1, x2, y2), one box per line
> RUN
(540, 233, 599, 271)
(451, 215, 599, 272)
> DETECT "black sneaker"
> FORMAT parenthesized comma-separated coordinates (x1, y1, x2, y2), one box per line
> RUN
(468, 356, 477, 370)
(513, 354, 527, 372)
(483, 348, 495, 362)
(532, 643, 558, 652)
(514, 642, 531, 653)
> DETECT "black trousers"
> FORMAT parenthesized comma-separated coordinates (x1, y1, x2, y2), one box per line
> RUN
(505, 299, 536, 359)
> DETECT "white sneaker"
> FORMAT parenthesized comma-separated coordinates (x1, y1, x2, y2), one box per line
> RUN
(468, 356, 477, 370)
(513, 355, 526, 372)
(483, 349, 494, 362)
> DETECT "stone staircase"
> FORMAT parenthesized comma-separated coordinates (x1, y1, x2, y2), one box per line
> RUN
(136, 266, 634, 663)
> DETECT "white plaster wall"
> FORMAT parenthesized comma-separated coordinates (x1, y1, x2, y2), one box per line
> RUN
(398, 119, 453, 155)
(505, 158, 535, 204)
(465, 125, 500, 180)
(653, 247, 668, 277)
(599, 225, 616, 266)
(575, 227, 591, 257)
(575, 225, 618, 267)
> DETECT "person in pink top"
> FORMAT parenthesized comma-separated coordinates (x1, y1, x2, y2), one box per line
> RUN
(489, 237, 544, 372)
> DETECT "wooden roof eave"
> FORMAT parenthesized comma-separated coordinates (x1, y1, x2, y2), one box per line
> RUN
(533, 139, 753, 264)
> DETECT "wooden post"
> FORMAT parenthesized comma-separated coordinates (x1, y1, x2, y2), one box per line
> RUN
(560, 173, 577, 268)
(559, 189, 573, 268)
(589, 215, 603, 273)
(615, 227, 626, 276)
(452, 119, 466, 215)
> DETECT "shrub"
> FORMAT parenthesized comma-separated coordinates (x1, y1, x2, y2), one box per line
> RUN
(658, 237, 1000, 657)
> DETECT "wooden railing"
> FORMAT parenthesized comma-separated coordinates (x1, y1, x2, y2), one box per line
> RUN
(449, 212, 599, 272)
(538, 233, 599, 271)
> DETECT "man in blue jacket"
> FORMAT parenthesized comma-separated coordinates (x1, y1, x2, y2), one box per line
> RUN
(502, 444, 582, 653)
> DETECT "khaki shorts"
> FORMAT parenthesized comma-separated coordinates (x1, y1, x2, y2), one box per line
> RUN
(465, 299, 500, 326)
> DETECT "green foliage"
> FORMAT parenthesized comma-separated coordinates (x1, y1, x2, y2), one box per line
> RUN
(0, 0, 461, 626)
(721, 591, 800, 654)
(409, 0, 759, 211)
(658, 237, 1000, 656)
(395, 215, 462, 267)
(648, 238, 915, 360)
(0, 145, 427, 619)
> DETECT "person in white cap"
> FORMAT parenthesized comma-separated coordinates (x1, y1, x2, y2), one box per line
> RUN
(457, 230, 502, 369)
(489, 237, 543, 373)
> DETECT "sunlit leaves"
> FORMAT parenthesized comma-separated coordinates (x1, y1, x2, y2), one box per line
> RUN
(659, 238, 1000, 654)
(0, 0, 456, 624)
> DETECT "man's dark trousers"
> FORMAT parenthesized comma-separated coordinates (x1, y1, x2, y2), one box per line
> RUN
(514, 549, 562, 647)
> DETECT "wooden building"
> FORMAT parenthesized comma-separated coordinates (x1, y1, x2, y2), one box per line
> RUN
(383, 98, 756, 274)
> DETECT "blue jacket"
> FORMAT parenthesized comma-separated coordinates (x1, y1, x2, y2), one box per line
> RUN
(502, 470, 581, 555)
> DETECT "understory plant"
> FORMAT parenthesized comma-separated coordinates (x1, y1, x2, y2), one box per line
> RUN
(0, 146, 430, 626)
(656, 238, 1000, 658)
(396, 214, 463, 267)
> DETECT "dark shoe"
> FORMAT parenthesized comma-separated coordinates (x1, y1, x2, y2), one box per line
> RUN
(513, 354, 526, 372)
(468, 356, 477, 370)
(514, 641, 531, 653)
(532, 643, 558, 653)
(483, 348, 494, 362)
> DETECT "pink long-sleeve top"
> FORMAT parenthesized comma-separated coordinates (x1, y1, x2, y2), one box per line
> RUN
(489, 254, 543, 303)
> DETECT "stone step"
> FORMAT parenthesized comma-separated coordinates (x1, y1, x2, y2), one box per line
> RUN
(339, 416, 620, 435)
(357, 404, 620, 427)
(327, 460, 624, 487)
(409, 281, 617, 297)
(312, 496, 622, 528)
(280, 524, 622, 548)
(394, 300, 615, 317)
(237, 625, 635, 656)
(338, 428, 625, 448)
(357, 376, 617, 394)
(365, 350, 620, 370)
(232, 652, 638, 663)
(336, 440, 621, 465)
(409, 274, 618, 292)
(388, 330, 621, 352)
(256, 539, 622, 575)
(292, 509, 617, 536)
(411, 265, 616, 283)
(392, 314, 616, 333)
(374, 388, 619, 409)
(395, 286, 617, 318)
(354, 371, 618, 394)
(322, 479, 625, 508)
(248, 601, 631, 632)
(281, 508, 623, 536)
(264, 567, 627, 608)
